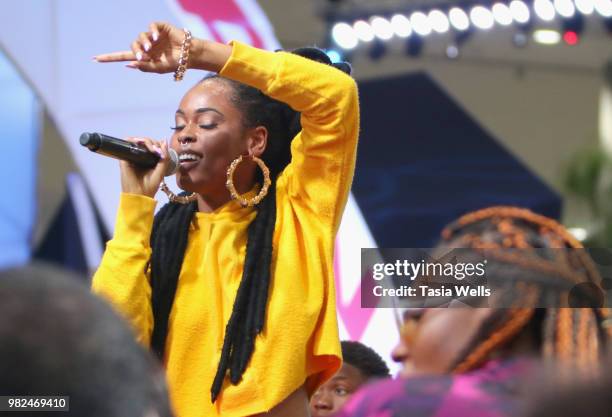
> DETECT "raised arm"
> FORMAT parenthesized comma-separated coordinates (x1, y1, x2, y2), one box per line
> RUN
(219, 42, 359, 232)
(95, 22, 359, 231)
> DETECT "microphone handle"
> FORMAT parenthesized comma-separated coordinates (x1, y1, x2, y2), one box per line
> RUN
(81, 133, 159, 169)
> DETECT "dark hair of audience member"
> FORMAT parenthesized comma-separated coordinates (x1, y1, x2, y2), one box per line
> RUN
(0, 263, 173, 417)
(341, 340, 391, 379)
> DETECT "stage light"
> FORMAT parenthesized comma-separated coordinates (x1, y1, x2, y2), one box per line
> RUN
(326, 49, 342, 63)
(449, 7, 470, 31)
(563, 30, 580, 44)
(510, 0, 531, 24)
(390, 14, 412, 37)
(513, 31, 529, 47)
(533, 29, 561, 43)
(470, 6, 495, 30)
(594, 0, 612, 17)
(371, 16, 394, 40)
(446, 44, 460, 59)
(492, 3, 514, 25)
(575, 0, 595, 15)
(554, 0, 576, 17)
(428, 9, 450, 34)
(353, 20, 375, 42)
(534, 0, 556, 21)
(331, 22, 359, 49)
(561, 11, 584, 44)
(410, 11, 432, 36)
(446, 30, 472, 60)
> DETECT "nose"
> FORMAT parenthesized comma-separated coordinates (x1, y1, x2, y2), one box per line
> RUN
(391, 339, 410, 364)
(177, 135, 195, 145)
(311, 390, 333, 413)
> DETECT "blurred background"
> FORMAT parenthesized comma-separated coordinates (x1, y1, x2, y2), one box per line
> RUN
(1, 0, 611, 368)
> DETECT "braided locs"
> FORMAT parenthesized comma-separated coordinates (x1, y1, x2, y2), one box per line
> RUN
(147, 48, 352, 403)
(441, 206, 607, 378)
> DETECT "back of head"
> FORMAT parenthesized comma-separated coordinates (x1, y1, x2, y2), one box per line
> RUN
(0, 263, 172, 417)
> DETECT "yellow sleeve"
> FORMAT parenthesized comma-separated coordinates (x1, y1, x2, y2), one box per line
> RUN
(91, 193, 156, 346)
(219, 41, 360, 233)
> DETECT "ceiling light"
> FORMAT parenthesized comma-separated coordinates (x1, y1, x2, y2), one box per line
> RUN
(449, 7, 470, 31)
(332, 22, 359, 49)
(428, 9, 450, 34)
(470, 6, 495, 30)
(410, 11, 432, 36)
(390, 14, 412, 37)
(533, 28, 561, 44)
(510, 0, 531, 24)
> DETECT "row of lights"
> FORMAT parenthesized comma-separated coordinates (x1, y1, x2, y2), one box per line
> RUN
(331, 0, 612, 50)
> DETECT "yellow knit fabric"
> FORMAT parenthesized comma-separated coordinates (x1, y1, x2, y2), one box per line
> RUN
(91, 41, 359, 417)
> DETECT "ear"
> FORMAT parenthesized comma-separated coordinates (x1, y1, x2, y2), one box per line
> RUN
(246, 126, 268, 158)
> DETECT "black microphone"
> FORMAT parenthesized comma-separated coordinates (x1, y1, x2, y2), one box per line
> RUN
(80, 132, 178, 176)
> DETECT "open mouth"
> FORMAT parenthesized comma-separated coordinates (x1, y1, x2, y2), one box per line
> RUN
(178, 152, 203, 170)
(178, 152, 202, 163)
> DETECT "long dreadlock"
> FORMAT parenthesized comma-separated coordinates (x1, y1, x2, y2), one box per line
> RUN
(148, 48, 352, 403)
(440, 206, 608, 378)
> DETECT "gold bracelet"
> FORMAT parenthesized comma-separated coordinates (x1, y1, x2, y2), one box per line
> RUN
(174, 28, 192, 82)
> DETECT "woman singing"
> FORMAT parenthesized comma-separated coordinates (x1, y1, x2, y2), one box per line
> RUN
(91, 22, 359, 417)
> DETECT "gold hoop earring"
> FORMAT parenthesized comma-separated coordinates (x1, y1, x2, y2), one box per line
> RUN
(160, 180, 197, 204)
(226, 155, 271, 207)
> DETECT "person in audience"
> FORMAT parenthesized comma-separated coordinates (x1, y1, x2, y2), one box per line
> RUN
(310, 340, 390, 417)
(335, 206, 609, 417)
(0, 263, 173, 417)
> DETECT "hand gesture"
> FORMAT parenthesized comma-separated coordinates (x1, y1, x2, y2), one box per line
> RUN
(94, 22, 186, 74)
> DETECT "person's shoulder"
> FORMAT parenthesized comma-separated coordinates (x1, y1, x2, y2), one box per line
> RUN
(341, 372, 511, 417)
(337, 378, 406, 417)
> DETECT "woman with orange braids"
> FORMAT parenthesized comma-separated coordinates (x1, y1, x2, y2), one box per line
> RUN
(336, 206, 608, 417)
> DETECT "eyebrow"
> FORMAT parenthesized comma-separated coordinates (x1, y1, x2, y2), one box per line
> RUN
(403, 308, 426, 321)
(176, 108, 224, 117)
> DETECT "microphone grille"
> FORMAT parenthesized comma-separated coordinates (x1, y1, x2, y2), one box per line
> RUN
(165, 148, 179, 176)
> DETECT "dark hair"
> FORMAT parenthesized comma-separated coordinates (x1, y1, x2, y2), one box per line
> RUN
(0, 263, 172, 417)
(149, 47, 352, 402)
(341, 341, 391, 379)
(438, 207, 607, 377)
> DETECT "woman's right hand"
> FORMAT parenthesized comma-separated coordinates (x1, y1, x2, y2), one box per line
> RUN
(93, 22, 231, 74)
(94, 22, 186, 73)
(120, 137, 170, 198)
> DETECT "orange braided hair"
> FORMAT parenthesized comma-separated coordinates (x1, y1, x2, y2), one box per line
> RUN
(442, 206, 606, 377)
